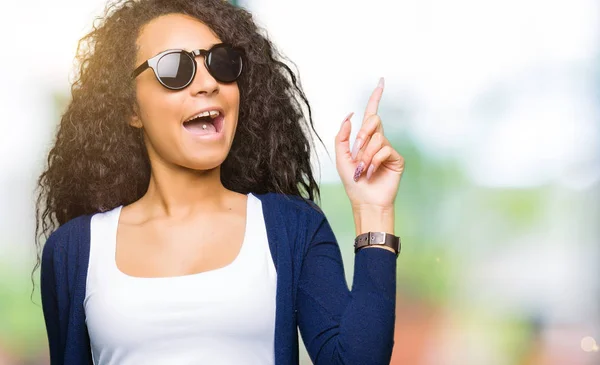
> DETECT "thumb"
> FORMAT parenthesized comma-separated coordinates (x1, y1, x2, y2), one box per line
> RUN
(335, 112, 354, 161)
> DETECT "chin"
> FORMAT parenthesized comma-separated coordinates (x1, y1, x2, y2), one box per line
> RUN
(180, 153, 228, 172)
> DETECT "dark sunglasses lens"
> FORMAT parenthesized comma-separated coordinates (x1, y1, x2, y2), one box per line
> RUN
(156, 52, 195, 89)
(207, 46, 243, 83)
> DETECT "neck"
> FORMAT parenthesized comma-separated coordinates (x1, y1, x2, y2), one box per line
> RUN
(140, 156, 231, 219)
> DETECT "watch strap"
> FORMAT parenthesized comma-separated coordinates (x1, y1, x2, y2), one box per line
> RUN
(354, 232, 401, 255)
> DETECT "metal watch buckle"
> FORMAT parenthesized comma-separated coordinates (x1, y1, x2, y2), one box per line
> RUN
(369, 232, 387, 246)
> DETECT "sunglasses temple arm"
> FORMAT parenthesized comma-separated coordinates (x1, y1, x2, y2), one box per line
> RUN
(132, 61, 150, 78)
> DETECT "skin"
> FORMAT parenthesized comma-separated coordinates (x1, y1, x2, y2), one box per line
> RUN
(118, 14, 246, 277)
(336, 77, 405, 253)
(116, 13, 405, 278)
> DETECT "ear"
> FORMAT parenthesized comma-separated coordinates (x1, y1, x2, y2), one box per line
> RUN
(130, 114, 143, 128)
(130, 104, 143, 128)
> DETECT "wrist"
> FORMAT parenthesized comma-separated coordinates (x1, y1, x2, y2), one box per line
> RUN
(360, 245, 397, 254)
(352, 204, 395, 236)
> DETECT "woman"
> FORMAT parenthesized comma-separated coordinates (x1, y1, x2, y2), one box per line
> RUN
(36, 0, 405, 364)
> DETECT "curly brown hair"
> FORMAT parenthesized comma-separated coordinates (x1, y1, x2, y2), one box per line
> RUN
(34, 0, 323, 275)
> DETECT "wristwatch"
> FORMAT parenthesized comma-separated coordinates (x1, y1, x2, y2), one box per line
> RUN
(354, 232, 401, 256)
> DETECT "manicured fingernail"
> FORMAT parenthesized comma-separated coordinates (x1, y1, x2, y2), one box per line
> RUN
(378, 77, 385, 89)
(340, 112, 354, 131)
(342, 112, 354, 125)
(353, 161, 365, 182)
(351, 138, 363, 161)
(366, 164, 375, 180)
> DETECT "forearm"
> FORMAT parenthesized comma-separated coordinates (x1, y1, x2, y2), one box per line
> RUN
(298, 213, 399, 364)
(301, 247, 397, 365)
(341, 210, 397, 362)
(345, 248, 397, 363)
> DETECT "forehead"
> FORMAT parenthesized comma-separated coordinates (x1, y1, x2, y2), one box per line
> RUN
(136, 13, 221, 63)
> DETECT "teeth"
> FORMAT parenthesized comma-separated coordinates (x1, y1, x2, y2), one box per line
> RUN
(186, 110, 220, 122)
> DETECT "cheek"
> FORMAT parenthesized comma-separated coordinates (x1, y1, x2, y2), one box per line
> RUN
(226, 85, 241, 119)
(233, 85, 240, 105)
(137, 88, 182, 133)
(231, 90, 241, 135)
(135, 93, 188, 162)
(225, 84, 240, 107)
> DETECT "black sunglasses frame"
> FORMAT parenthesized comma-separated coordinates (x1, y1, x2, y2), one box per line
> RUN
(132, 43, 244, 90)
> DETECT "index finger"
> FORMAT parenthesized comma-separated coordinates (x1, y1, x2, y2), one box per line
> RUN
(363, 77, 385, 121)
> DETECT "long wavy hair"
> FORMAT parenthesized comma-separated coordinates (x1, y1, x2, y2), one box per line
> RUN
(34, 0, 322, 275)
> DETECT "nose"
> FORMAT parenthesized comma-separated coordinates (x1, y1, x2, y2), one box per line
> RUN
(188, 57, 219, 96)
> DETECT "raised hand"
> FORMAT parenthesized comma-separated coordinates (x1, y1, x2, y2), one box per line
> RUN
(335, 78, 405, 213)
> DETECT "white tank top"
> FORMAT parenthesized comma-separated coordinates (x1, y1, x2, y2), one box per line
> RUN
(84, 193, 277, 365)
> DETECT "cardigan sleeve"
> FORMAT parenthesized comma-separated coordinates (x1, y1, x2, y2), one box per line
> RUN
(296, 215, 397, 365)
(40, 231, 67, 365)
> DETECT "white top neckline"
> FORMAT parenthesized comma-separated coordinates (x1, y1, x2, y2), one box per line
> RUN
(108, 193, 254, 282)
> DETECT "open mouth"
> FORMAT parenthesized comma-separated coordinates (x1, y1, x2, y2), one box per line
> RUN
(182, 110, 224, 135)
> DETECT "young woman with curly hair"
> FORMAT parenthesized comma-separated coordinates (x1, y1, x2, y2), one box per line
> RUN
(35, 0, 405, 364)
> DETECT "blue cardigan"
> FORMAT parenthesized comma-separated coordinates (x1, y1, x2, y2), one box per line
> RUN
(40, 192, 397, 365)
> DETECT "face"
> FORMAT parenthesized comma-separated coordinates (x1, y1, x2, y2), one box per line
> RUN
(131, 13, 240, 171)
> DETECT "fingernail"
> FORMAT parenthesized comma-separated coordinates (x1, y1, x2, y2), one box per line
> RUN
(353, 161, 365, 182)
(351, 138, 363, 161)
(342, 112, 354, 124)
(340, 112, 354, 130)
(378, 77, 385, 89)
(366, 164, 375, 180)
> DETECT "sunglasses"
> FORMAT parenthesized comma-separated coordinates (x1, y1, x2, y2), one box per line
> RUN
(132, 43, 244, 90)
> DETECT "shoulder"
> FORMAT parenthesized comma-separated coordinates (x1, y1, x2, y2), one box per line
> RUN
(253, 192, 325, 221)
(252, 192, 334, 248)
(42, 214, 93, 261)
